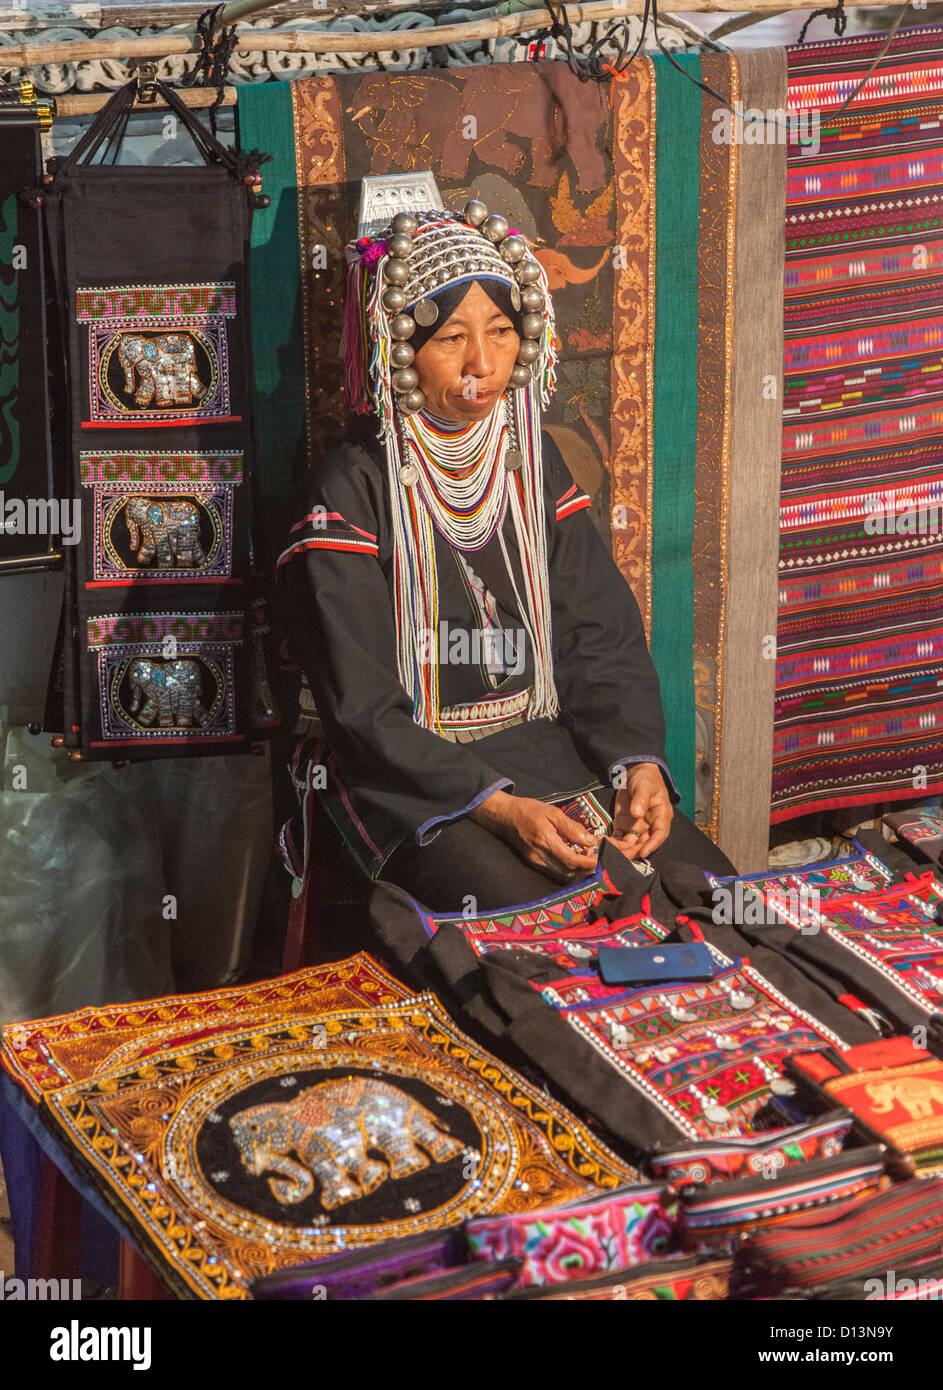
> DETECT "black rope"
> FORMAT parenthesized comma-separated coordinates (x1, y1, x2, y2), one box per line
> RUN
(182, 4, 239, 135)
(535, 0, 733, 109)
(797, 0, 848, 45)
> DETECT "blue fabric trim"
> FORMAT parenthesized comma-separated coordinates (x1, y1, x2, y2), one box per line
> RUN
(415, 777, 514, 845)
(608, 755, 680, 802)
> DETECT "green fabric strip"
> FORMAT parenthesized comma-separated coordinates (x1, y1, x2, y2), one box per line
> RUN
(238, 82, 306, 566)
(652, 54, 702, 817)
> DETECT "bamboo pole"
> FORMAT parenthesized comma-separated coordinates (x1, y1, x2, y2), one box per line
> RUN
(0, 0, 915, 69)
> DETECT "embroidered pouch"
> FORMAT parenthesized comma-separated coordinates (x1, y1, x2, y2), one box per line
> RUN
(361, 1260, 521, 1300)
(823, 1058, 943, 1165)
(740, 1175, 943, 1292)
(250, 1229, 465, 1301)
(465, 1183, 678, 1287)
(505, 1253, 732, 1301)
(678, 1147, 887, 1253)
(647, 1112, 854, 1187)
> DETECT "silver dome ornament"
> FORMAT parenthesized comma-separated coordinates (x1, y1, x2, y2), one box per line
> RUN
(520, 312, 544, 339)
(392, 367, 419, 392)
(509, 364, 533, 389)
(384, 258, 409, 287)
(387, 232, 414, 260)
(414, 299, 439, 327)
(516, 340, 540, 365)
(518, 259, 542, 285)
(500, 235, 527, 264)
(391, 212, 419, 236)
(383, 287, 407, 313)
(520, 285, 545, 313)
(390, 314, 417, 341)
(482, 214, 509, 243)
(390, 341, 415, 368)
(399, 461, 420, 486)
(401, 388, 426, 413)
(463, 199, 488, 227)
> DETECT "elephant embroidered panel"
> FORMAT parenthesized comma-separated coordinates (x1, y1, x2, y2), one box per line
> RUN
(535, 959, 849, 1142)
(76, 283, 238, 427)
(81, 451, 243, 583)
(37, 995, 638, 1299)
(86, 610, 241, 745)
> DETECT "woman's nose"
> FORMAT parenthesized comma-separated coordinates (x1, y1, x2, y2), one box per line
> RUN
(462, 333, 492, 377)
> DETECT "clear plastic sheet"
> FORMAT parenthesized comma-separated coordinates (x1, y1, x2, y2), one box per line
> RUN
(0, 721, 273, 1025)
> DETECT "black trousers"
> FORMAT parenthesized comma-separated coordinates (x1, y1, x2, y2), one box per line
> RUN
(381, 787, 737, 913)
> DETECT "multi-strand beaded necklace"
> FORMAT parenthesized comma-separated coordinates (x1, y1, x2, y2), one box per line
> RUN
(386, 388, 558, 733)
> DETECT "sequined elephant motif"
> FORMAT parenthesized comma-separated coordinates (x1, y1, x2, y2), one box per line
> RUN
(866, 1077, 943, 1121)
(126, 657, 210, 729)
(117, 332, 206, 408)
(230, 1077, 465, 1210)
(124, 497, 205, 569)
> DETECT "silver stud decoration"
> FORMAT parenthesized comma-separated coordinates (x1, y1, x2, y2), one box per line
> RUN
(390, 314, 416, 341)
(391, 212, 419, 236)
(481, 213, 509, 243)
(520, 312, 544, 339)
(390, 341, 415, 368)
(509, 364, 533, 389)
(385, 258, 409, 286)
(387, 232, 414, 260)
(401, 388, 426, 413)
(520, 285, 545, 313)
(463, 199, 488, 226)
(516, 340, 540, 366)
(518, 259, 542, 286)
(500, 235, 527, 264)
(383, 287, 407, 313)
(391, 367, 419, 392)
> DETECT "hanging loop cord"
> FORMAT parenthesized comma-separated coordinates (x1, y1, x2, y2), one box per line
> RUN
(182, 3, 239, 135)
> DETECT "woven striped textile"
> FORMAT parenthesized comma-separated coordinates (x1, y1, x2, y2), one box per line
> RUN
(775, 24, 943, 823)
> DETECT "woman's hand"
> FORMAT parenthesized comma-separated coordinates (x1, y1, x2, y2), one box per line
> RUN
(609, 762, 673, 861)
(468, 789, 600, 883)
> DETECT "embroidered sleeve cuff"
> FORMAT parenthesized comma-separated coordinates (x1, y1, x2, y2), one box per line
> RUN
(415, 778, 515, 846)
(608, 756, 680, 802)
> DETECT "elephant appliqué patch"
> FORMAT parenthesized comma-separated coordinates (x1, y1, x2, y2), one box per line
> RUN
(77, 284, 239, 427)
(230, 1076, 465, 1210)
(81, 451, 242, 582)
(88, 610, 241, 745)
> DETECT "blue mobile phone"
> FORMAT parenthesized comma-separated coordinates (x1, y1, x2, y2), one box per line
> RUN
(597, 942, 717, 986)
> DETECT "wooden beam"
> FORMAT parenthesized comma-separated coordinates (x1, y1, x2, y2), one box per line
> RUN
(54, 85, 238, 114)
(0, 0, 915, 69)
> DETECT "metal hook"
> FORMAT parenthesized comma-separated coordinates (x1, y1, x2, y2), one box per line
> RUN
(126, 60, 159, 104)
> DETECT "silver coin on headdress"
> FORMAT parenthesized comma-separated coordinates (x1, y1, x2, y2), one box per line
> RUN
(414, 299, 439, 327)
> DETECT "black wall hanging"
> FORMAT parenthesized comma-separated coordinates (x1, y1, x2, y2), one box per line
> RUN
(36, 80, 277, 759)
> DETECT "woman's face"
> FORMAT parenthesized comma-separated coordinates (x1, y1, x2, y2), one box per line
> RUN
(412, 281, 521, 423)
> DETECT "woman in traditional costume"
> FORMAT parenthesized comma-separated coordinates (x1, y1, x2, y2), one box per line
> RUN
(281, 183, 734, 910)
